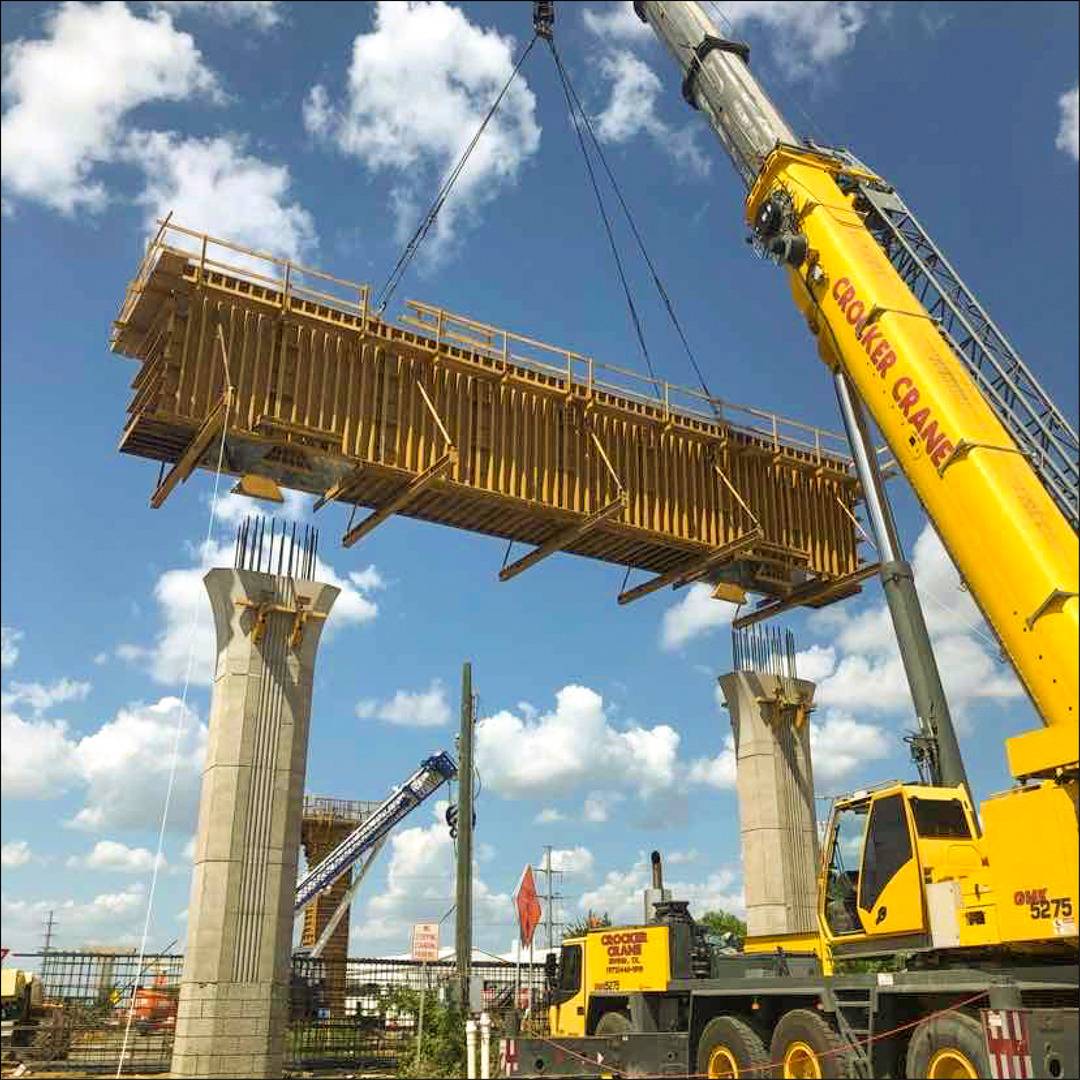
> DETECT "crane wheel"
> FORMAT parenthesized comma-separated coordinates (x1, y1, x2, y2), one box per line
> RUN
(594, 1009, 633, 1035)
(769, 1009, 851, 1079)
(696, 1015, 768, 1078)
(905, 1011, 989, 1079)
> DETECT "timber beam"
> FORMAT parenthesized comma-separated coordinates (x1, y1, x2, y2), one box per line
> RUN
(733, 561, 883, 629)
(341, 450, 457, 548)
(617, 529, 762, 606)
(149, 392, 229, 509)
(499, 495, 627, 582)
(314, 462, 366, 512)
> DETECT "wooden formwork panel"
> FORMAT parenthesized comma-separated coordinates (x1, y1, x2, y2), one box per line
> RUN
(112, 254, 865, 598)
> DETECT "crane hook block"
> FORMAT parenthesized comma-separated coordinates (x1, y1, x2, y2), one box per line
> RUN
(533, 1, 554, 40)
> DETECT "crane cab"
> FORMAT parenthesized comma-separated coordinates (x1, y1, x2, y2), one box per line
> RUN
(819, 782, 995, 957)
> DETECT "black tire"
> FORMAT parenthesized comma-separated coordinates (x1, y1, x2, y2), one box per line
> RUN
(696, 1015, 769, 1078)
(594, 1009, 633, 1036)
(905, 1011, 990, 1078)
(769, 1008, 851, 1079)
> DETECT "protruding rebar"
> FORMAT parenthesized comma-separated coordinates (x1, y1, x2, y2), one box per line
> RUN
(233, 514, 319, 579)
(731, 624, 799, 681)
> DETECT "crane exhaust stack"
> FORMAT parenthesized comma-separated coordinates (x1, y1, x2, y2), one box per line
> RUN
(722, 627, 818, 940)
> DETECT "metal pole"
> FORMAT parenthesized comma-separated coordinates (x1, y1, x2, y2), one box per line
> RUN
(833, 371, 971, 798)
(454, 662, 475, 1008)
(415, 962, 426, 1070)
(543, 845, 554, 953)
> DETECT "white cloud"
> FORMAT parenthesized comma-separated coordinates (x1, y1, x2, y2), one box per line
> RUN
(720, 1, 868, 77)
(476, 686, 680, 800)
(809, 710, 891, 787)
(593, 49, 710, 176)
(1056, 85, 1079, 161)
(304, 0, 541, 263)
(356, 679, 451, 727)
(660, 584, 736, 650)
(67, 840, 167, 873)
(119, 530, 380, 687)
(582, 791, 624, 823)
(153, 1, 282, 30)
(579, 853, 743, 925)
(534, 807, 565, 824)
(687, 734, 737, 790)
(805, 525, 1021, 733)
(1, 626, 23, 669)
(1, 1, 219, 213)
(582, 3, 651, 42)
(1, 708, 79, 798)
(1, 841, 33, 869)
(546, 846, 594, 877)
(1, 884, 146, 952)
(69, 697, 207, 832)
(351, 806, 509, 952)
(1, 692, 207, 832)
(124, 130, 317, 262)
(2, 677, 91, 714)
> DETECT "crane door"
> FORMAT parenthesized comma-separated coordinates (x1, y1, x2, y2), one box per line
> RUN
(857, 792, 926, 938)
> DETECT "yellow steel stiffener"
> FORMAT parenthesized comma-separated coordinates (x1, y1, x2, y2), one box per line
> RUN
(745, 148, 1078, 781)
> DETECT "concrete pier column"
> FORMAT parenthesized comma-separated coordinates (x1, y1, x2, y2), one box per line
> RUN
(718, 671, 819, 939)
(171, 567, 338, 1079)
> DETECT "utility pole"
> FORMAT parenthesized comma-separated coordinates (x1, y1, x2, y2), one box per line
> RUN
(535, 847, 564, 951)
(454, 662, 475, 1009)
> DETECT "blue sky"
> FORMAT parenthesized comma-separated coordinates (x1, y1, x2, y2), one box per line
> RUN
(2, 0, 1077, 959)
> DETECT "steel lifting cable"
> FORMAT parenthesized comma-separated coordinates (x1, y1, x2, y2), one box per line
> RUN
(546, 41, 663, 398)
(548, 39, 720, 414)
(374, 34, 540, 313)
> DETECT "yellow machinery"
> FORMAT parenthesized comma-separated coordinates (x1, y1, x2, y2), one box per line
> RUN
(530, 3, 1079, 1077)
(633, 0, 1079, 967)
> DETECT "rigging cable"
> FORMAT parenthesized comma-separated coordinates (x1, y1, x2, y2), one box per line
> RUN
(548, 39, 720, 413)
(545, 40, 662, 398)
(374, 33, 539, 313)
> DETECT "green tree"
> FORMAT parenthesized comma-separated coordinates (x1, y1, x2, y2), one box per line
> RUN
(699, 909, 747, 945)
(562, 910, 611, 938)
(382, 985, 466, 1079)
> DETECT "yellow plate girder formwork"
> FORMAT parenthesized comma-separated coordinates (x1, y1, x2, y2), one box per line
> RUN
(109, 223, 867, 606)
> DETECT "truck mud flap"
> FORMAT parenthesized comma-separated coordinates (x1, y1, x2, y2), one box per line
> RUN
(501, 1033, 688, 1077)
(982, 1007, 1079, 1079)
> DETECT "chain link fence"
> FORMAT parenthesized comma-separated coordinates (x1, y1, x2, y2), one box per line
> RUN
(1, 950, 546, 1074)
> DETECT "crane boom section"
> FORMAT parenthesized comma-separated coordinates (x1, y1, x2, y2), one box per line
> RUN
(636, 2, 1078, 779)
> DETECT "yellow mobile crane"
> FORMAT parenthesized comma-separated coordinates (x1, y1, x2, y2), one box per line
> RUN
(505, 3, 1078, 1077)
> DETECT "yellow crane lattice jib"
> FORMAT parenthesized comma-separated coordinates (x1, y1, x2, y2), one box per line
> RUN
(745, 146, 1079, 774)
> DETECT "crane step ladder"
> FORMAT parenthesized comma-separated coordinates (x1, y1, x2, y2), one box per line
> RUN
(829, 986, 879, 1079)
(294, 752, 457, 920)
(837, 161, 1080, 530)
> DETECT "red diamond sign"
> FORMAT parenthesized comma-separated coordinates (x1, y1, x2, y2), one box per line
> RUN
(514, 865, 543, 948)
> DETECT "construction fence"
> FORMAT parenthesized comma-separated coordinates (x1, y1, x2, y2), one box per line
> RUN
(1, 950, 547, 1074)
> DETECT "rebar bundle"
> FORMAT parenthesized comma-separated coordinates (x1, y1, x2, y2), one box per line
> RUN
(234, 516, 319, 579)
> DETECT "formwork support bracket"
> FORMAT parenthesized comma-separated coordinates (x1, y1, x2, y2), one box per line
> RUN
(733, 561, 882, 630)
(341, 450, 458, 549)
(149, 390, 230, 509)
(617, 529, 762, 606)
(314, 462, 366, 512)
(499, 495, 627, 583)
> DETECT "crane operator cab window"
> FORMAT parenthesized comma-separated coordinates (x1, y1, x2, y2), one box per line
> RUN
(825, 802, 868, 935)
(551, 942, 582, 1004)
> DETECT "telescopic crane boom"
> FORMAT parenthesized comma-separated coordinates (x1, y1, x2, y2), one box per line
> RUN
(634, 0, 1079, 783)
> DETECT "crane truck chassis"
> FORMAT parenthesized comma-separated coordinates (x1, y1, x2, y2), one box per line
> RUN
(500, 892, 1079, 1077)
